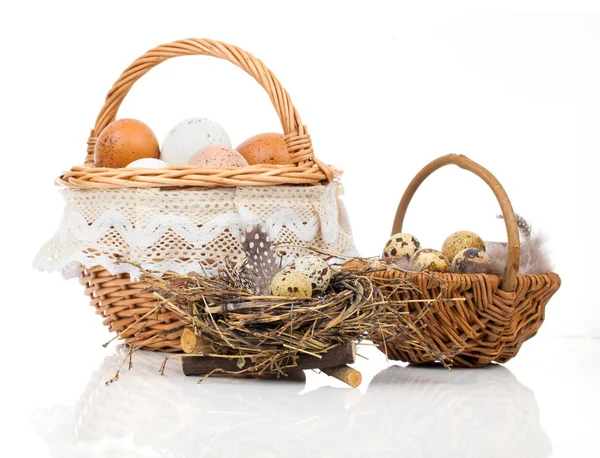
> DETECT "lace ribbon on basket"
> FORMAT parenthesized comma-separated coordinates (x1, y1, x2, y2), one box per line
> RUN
(34, 182, 357, 279)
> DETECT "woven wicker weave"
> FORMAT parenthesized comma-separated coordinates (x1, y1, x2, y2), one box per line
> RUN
(71, 38, 334, 351)
(81, 266, 179, 351)
(365, 154, 561, 367)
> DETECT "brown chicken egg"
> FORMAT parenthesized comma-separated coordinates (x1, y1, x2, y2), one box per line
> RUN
(94, 119, 160, 168)
(188, 145, 249, 168)
(236, 133, 291, 165)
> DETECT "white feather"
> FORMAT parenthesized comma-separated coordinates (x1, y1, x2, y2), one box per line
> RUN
(486, 219, 554, 276)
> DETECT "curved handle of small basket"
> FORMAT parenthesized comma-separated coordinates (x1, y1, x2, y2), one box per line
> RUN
(392, 154, 520, 292)
(86, 38, 330, 178)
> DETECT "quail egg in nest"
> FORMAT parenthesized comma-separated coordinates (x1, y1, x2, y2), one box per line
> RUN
(270, 270, 313, 298)
(285, 255, 332, 292)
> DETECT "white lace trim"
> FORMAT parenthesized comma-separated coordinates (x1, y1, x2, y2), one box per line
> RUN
(34, 183, 358, 280)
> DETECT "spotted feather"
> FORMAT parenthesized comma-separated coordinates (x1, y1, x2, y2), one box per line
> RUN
(238, 224, 281, 295)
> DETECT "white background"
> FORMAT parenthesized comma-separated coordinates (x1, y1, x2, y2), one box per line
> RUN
(1, 1, 599, 457)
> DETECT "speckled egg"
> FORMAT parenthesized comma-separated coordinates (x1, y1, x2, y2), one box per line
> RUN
(161, 118, 231, 165)
(412, 249, 449, 272)
(126, 158, 170, 168)
(442, 231, 486, 263)
(94, 119, 160, 168)
(188, 146, 249, 168)
(236, 133, 291, 165)
(450, 248, 491, 274)
(270, 270, 313, 298)
(383, 233, 421, 259)
(286, 255, 332, 292)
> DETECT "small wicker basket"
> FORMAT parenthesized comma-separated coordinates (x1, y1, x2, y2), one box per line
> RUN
(364, 154, 561, 367)
(59, 38, 335, 352)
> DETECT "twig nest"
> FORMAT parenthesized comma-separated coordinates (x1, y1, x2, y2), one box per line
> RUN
(383, 233, 421, 259)
(450, 248, 491, 274)
(412, 249, 449, 272)
(270, 270, 313, 298)
(442, 231, 485, 262)
(285, 255, 332, 292)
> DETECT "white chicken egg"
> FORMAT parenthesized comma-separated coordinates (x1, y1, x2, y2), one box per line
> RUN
(126, 158, 170, 168)
(161, 118, 231, 165)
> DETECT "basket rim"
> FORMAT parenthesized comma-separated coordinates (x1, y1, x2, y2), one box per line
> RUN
(56, 162, 335, 189)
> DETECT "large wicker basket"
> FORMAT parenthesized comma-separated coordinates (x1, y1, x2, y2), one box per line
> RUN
(59, 38, 335, 352)
(365, 154, 561, 367)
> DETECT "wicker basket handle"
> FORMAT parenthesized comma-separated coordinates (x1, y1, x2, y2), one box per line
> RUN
(391, 154, 520, 292)
(85, 38, 329, 178)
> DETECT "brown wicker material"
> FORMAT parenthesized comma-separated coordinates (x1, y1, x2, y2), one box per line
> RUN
(81, 266, 180, 351)
(57, 38, 332, 189)
(366, 154, 561, 367)
(68, 38, 336, 351)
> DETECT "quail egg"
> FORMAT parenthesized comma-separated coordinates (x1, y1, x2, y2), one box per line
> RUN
(442, 231, 485, 263)
(270, 270, 313, 298)
(450, 248, 491, 274)
(412, 249, 449, 272)
(286, 255, 332, 292)
(383, 233, 421, 259)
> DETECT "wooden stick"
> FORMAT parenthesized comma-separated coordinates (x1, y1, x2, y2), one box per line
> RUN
(222, 371, 306, 382)
(322, 365, 362, 388)
(180, 328, 211, 354)
(182, 342, 356, 377)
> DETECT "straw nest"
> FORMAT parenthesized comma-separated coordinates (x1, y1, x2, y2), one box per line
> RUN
(113, 259, 460, 379)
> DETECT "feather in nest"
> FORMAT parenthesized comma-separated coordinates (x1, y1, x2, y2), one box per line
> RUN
(486, 214, 554, 276)
(236, 223, 283, 295)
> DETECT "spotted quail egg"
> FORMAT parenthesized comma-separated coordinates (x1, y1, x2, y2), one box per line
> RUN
(442, 231, 485, 263)
(270, 270, 313, 298)
(412, 249, 449, 272)
(286, 255, 332, 292)
(383, 233, 421, 259)
(450, 248, 491, 274)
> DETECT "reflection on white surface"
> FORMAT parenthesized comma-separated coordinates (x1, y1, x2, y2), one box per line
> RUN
(32, 345, 551, 458)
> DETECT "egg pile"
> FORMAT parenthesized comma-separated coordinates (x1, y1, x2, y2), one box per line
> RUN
(93, 117, 292, 169)
(380, 230, 491, 275)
